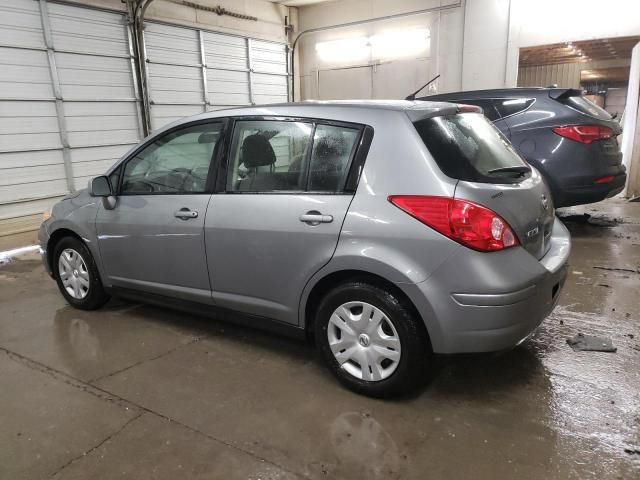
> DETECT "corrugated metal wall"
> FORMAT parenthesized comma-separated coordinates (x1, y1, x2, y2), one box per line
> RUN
(517, 63, 582, 88)
(0, 0, 290, 237)
(0, 0, 141, 235)
(47, 2, 142, 191)
(144, 22, 289, 131)
(1, 0, 66, 235)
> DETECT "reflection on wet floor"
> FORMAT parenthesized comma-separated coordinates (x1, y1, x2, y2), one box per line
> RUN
(0, 199, 639, 479)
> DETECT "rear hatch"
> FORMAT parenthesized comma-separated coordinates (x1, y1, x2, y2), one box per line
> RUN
(550, 89, 623, 166)
(413, 112, 555, 259)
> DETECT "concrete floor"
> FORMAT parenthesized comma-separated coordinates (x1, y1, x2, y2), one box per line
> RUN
(1, 199, 639, 480)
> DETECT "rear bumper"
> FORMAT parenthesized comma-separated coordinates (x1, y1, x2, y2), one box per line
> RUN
(554, 170, 626, 207)
(400, 219, 570, 354)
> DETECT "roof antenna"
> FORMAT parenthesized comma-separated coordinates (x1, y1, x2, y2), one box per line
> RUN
(405, 74, 440, 101)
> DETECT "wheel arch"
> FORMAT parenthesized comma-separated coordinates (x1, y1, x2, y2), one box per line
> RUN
(46, 228, 85, 273)
(302, 269, 430, 347)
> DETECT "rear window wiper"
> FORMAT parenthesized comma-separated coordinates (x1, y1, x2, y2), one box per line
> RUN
(487, 166, 531, 177)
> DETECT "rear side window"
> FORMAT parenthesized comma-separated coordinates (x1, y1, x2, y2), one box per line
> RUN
(414, 113, 529, 184)
(561, 95, 612, 120)
(309, 125, 359, 192)
(494, 98, 535, 118)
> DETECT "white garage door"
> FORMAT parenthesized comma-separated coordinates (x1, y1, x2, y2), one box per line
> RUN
(0, 1, 289, 237)
(0, 0, 142, 236)
(145, 22, 289, 131)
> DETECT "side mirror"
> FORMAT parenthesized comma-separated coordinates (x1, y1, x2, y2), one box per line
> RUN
(88, 175, 112, 197)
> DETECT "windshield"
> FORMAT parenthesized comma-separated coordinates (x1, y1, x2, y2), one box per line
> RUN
(413, 113, 529, 184)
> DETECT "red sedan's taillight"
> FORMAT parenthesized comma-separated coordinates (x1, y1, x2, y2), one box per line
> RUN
(552, 125, 613, 144)
(388, 196, 519, 252)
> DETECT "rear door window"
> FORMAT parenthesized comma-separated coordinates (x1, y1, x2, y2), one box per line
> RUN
(493, 98, 535, 118)
(227, 120, 313, 192)
(226, 120, 362, 193)
(414, 113, 529, 184)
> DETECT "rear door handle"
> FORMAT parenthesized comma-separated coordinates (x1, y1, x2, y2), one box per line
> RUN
(174, 208, 198, 219)
(299, 211, 333, 225)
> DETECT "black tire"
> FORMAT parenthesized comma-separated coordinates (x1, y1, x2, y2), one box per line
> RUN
(53, 236, 110, 310)
(314, 281, 431, 398)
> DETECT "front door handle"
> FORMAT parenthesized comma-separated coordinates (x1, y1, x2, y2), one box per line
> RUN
(300, 211, 333, 225)
(174, 208, 198, 220)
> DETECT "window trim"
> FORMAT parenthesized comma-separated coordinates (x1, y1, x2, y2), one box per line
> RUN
(217, 115, 371, 195)
(113, 118, 229, 196)
(345, 125, 374, 193)
(491, 97, 536, 120)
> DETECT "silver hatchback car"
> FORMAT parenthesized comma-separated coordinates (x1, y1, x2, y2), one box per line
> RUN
(40, 101, 570, 397)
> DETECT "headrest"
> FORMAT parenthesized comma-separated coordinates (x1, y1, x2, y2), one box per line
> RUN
(240, 134, 276, 168)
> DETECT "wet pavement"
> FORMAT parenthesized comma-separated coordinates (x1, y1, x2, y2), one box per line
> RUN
(1, 198, 639, 479)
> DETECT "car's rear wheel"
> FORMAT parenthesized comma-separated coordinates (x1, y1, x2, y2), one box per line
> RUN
(53, 236, 110, 310)
(315, 281, 431, 397)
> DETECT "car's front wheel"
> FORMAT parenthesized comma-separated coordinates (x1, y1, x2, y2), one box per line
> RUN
(314, 281, 431, 397)
(53, 236, 110, 310)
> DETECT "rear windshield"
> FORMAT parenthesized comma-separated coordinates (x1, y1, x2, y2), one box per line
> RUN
(562, 96, 612, 120)
(414, 113, 529, 184)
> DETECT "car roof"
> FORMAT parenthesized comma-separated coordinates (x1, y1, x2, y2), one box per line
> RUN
(421, 87, 555, 100)
(156, 99, 462, 135)
(198, 99, 458, 116)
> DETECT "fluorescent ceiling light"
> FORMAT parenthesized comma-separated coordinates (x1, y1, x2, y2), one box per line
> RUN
(315, 37, 370, 62)
(371, 28, 430, 59)
(315, 28, 430, 62)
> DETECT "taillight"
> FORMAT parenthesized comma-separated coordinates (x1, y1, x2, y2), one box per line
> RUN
(552, 125, 613, 144)
(388, 196, 519, 252)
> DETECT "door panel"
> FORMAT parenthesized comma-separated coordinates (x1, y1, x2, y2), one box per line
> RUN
(96, 121, 224, 302)
(96, 195, 213, 303)
(204, 194, 352, 324)
(204, 118, 361, 324)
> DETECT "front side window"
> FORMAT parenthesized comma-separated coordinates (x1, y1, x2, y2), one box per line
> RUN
(227, 120, 313, 192)
(120, 123, 223, 194)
